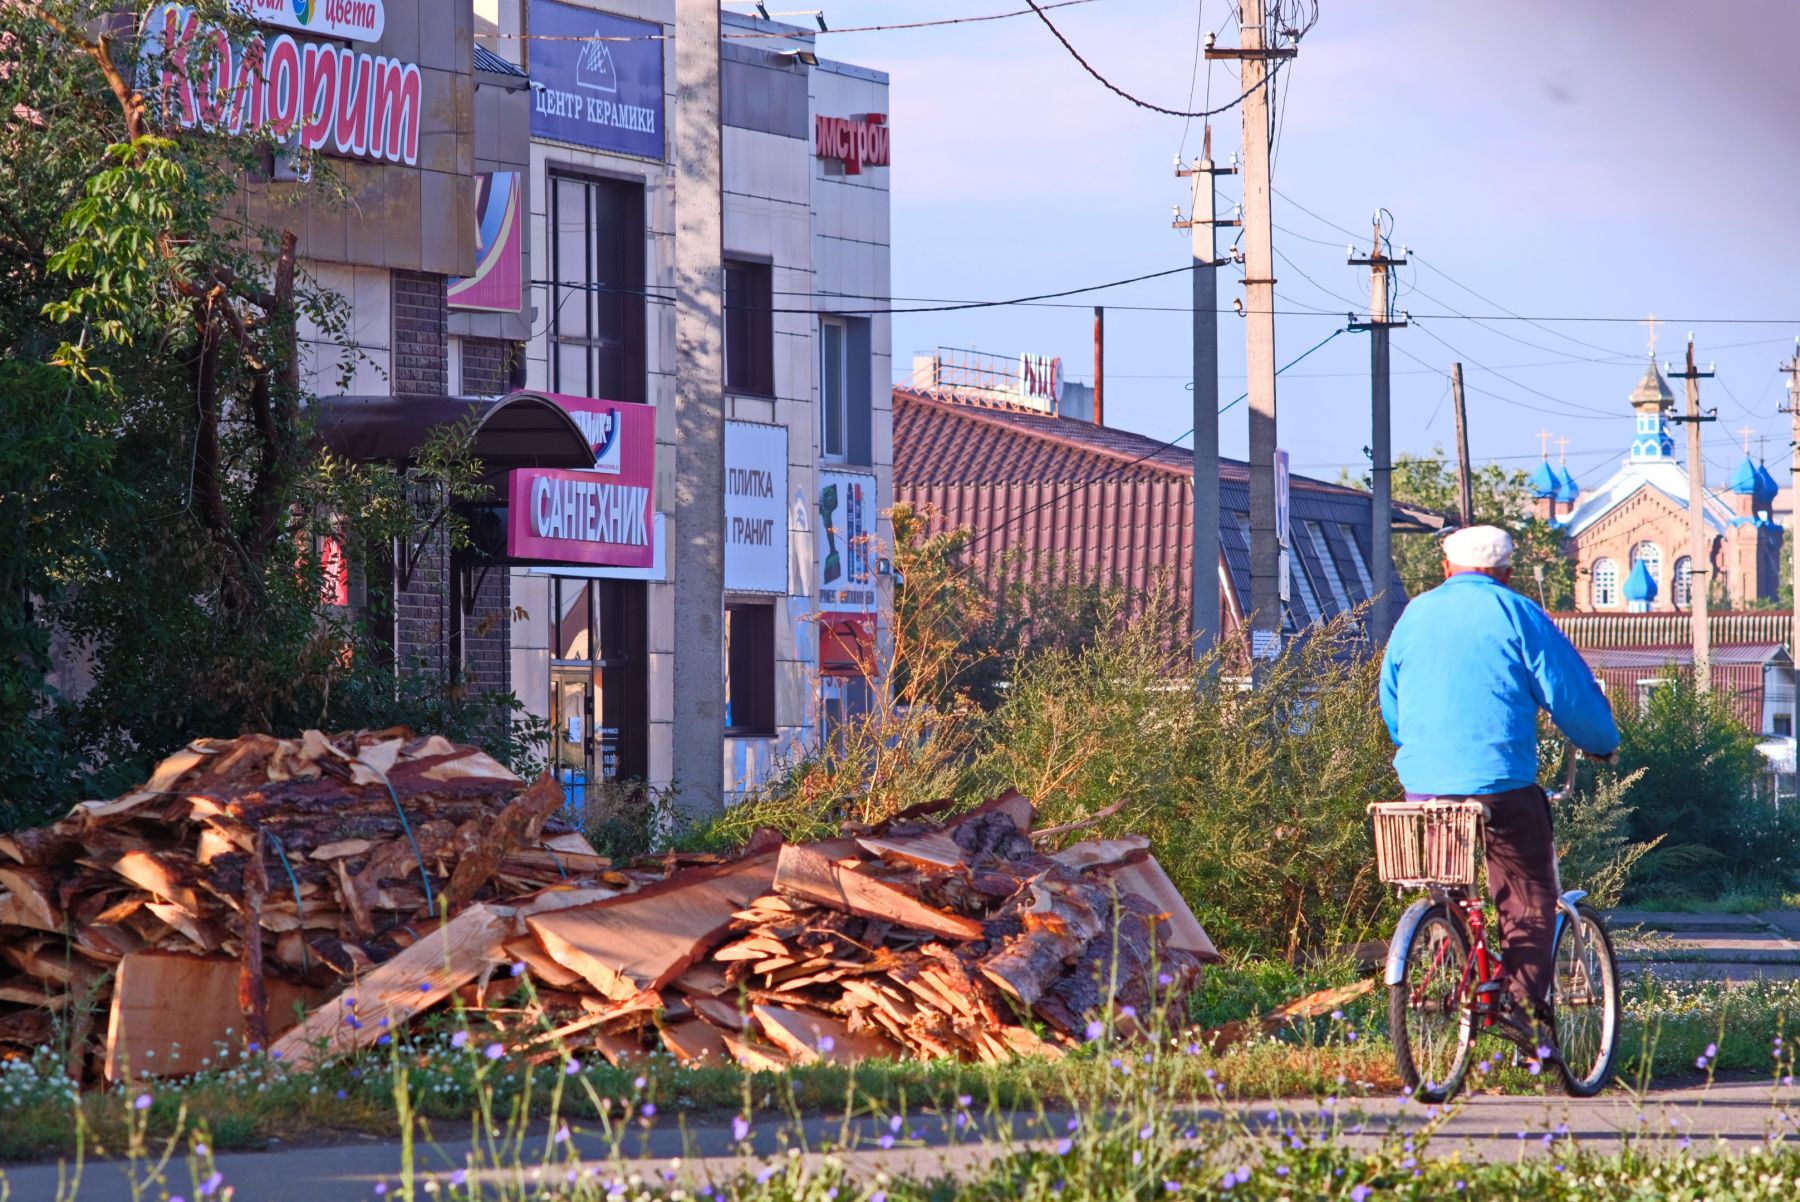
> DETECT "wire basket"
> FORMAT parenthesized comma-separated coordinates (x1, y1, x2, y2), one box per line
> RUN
(1366, 800, 1488, 888)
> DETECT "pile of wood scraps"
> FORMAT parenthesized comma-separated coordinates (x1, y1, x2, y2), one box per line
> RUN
(0, 734, 1221, 1079)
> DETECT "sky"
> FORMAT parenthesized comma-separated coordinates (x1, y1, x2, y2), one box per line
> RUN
(817, 0, 1800, 491)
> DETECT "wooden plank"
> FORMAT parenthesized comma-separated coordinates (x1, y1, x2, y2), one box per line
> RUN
(685, 995, 750, 1031)
(752, 1004, 900, 1065)
(719, 1028, 790, 1071)
(1102, 856, 1220, 963)
(444, 773, 564, 910)
(502, 937, 587, 990)
(660, 1018, 732, 1065)
(773, 845, 982, 941)
(268, 903, 512, 1069)
(527, 854, 777, 1002)
(104, 952, 322, 1082)
(112, 852, 207, 917)
(668, 962, 731, 997)
(855, 831, 968, 873)
(0, 869, 63, 931)
(1049, 836, 1150, 871)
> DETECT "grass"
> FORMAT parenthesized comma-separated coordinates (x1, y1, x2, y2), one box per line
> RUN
(3, 965, 1798, 1166)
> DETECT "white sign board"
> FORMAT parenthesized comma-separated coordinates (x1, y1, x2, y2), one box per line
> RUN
(238, 0, 386, 42)
(1251, 630, 1282, 661)
(724, 422, 789, 593)
(818, 469, 878, 612)
(1274, 448, 1291, 548)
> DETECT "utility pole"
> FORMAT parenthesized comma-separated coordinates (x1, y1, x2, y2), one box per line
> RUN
(1780, 341, 1800, 694)
(1668, 336, 1717, 693)
(1349, 215, 1407, 641)
(1092, 306, 1105, 425)
(670, 0, 726, 815)
(1450, 362, 1474, 528)
(1207, 0, 1294, 656)
(1175, 126, 1236, 658)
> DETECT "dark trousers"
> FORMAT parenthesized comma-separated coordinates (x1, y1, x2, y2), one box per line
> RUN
(1478, 784, 1560, 1020)
(1413, 784, 1560, 1019)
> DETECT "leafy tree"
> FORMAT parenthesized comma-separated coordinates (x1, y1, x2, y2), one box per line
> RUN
(0, 3, 532, 826)
(1343, 447, 1576, 609)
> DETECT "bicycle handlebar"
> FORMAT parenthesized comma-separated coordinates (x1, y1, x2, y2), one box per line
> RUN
(1547, 745, 1616, 802)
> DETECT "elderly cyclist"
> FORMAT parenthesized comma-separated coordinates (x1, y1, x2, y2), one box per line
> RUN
(1378, 525, 1619, 1050)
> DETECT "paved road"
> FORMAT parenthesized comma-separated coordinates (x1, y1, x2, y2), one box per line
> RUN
(1611, 909, 1800, 983)
(9, 1080, 1798, 1202)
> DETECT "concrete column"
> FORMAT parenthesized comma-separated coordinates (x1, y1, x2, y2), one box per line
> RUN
(670, 0, 726, 815)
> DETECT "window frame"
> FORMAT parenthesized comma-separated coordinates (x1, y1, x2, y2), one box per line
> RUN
(723, 259, 775, 397)
(1673, 556, 1693, 609)
(1630, 540, 1663, 594)
(549, 171, 646, 403)
(1592, 558, 1620, 609)
(723, 600, 778, 737)
(820, 317, 849, 462)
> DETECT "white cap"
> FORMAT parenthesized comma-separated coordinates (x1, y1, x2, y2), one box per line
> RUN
(1442, 525, 1514, 569)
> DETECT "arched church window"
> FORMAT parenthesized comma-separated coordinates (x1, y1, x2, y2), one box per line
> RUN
(1592, 558, 1620, 608)
(1673, 556, 1693, 609)
(1630, 541, 1662, 592)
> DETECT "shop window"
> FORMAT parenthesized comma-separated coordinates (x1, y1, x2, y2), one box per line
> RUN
(724, 260, 774, 396)
(820, 316, 872, 464)
(724, 602, 776, 736)
(550, 173, 645, 402)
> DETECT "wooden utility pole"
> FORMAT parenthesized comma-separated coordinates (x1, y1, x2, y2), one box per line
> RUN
(1669, 336, 1717, 693)
(1349, 216, 1406, 641)
(1780, 342, 1800, 693)
(1208, 0, 1294, 656)
(1175, 126, 1237, 658)
(1450, 362, 1474, 528)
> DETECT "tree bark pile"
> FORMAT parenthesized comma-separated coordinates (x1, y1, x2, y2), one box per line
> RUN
(0, 738, 1220, 1079)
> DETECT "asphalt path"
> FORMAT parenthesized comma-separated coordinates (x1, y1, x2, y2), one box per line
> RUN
(8, 1079, 1798, 1202)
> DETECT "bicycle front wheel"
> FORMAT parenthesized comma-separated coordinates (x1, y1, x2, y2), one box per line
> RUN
(1553, 901, 1621, 1097)
(1389, 903, 1475, 1103)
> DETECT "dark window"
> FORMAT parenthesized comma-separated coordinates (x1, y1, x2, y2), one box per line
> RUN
(820, 316, 872, 463)
(551, 173, 646, 402)
(1775, 713, 1794, 738)
(724, 602, 777, 735)
(724, 260, 774, 396)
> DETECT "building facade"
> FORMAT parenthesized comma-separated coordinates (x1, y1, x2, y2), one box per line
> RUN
(1553, 361, 1783, 612)
(222, 1, 891, 804)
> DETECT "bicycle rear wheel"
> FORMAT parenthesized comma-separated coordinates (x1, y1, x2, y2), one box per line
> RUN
(1553, 902, 1620, 1097)
(1389, 903, 1475, 1103)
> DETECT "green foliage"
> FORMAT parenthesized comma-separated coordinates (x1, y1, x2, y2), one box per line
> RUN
(1350, 447, 1575, 609)
(1546, 762, 1659, 909)
(1614, 671, 1799, 900)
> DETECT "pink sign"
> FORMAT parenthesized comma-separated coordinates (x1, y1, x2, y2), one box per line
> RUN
(507, 397, 655, 567)
(448, 172, 523, 313)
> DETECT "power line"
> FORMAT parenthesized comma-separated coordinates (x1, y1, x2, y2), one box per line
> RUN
(1175, 1, 1209, 162)
(1022, 0, 1292, 118)
(1407, 321, 1630, 418)
(496, 0, 1105, 41)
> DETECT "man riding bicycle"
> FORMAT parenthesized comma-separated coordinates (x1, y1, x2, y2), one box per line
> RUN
(1378, 525, 1619, 1051)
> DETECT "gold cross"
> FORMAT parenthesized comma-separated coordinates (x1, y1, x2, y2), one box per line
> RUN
(1536, 428, 1552, 458)
(1740, 426, 1757, 455)
(1639, 313, 1663, 355)
(1554, 435, 1571, 463)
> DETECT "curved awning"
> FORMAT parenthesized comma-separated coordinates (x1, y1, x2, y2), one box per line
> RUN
(311, 393, 595, 491)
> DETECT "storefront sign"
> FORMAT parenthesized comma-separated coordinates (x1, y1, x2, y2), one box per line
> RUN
(508, 397, 655, 567)
(817, 469, 876, 612)
(1019, 353, 1062, 404)
(449, 172, 524, 312)
(527, 1, 665, 160)
(815, 114, 889, 175)
(725, 422, 789, 593)
(139, 4, 423, 165)
(238, 0, 386, 42)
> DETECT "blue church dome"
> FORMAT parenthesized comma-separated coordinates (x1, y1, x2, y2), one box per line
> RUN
(1555, 464, 1580, 504)
(1730, 455, 1761, 496)
(1755, 461, 1781, 506)
(1623, 558, 1658, 610)
(1528, 460, 1560, 499)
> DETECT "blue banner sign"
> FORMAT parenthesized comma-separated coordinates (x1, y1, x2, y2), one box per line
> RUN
(528, 1, 665, 160)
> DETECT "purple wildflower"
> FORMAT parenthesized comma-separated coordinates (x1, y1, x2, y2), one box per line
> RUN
(1055, 1138, 1073, 1155)
(134, 1094, 152, 1111)
(733, 1116, 750, 1142)
(451, 1031, 469, 1049)
(1085, 1020, 1105, 1041)
(641, 1102, 656, 1118)
(483, 1042, 503, 1060)
(1351, 1187, 1373, 1202)
(510, 961, 526, 978)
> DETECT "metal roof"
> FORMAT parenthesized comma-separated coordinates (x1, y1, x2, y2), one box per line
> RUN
(311, 393, 595, 492)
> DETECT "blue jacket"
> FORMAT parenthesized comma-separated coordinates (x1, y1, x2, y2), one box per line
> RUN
(1379, 572, 1619, 796)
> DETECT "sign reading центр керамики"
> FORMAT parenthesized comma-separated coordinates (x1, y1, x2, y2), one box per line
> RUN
(527, 0, 665, 160)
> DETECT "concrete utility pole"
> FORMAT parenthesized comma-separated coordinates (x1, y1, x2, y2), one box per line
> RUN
(1669, 336, 1717, 694)
(1207, 0, 1294, 654)
(1175, 126, 1237, 658)
(1348, 216, 1406, 641)
(670, 0, 726, 815)
(1450, 362, 1474, 528)
(1780, 341, 1800, 682)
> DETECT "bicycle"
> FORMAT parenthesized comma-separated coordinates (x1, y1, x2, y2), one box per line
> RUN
(1368, 751, 1622, 1102)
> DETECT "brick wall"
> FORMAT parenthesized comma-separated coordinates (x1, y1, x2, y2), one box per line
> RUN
(461, 337, 513, 397)
(393, 271, 448, 395)
(395, 530, 449, 680)
(462, 564, 511, 696)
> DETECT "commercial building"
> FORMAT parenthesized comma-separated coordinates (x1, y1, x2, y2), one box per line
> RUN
(208, 1, 892, 804)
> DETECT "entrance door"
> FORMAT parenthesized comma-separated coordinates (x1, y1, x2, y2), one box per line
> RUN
(547, 577, 648, 812)
(550, 666, 594, 811)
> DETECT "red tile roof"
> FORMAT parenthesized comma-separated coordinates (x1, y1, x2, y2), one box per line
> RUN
(893, 386, 1367, 496)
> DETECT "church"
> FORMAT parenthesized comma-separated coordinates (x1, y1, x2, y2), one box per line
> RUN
(1536, 359, 1784, 613)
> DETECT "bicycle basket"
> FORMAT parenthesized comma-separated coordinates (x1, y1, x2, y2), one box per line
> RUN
(1366, 800, 1488, 888)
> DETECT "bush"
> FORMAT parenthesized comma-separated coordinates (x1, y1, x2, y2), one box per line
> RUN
(1546, 761, 1658, 909)
(1614, 672, 1800, 900)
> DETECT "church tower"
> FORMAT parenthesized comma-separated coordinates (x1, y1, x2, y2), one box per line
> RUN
(1628, 359, 1677, 463)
